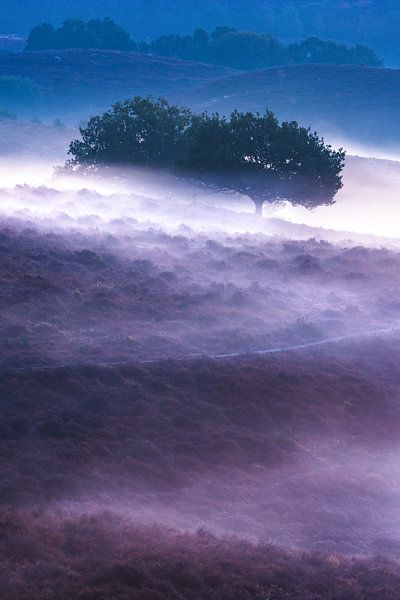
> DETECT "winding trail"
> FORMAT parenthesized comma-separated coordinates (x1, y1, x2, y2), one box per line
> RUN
(1, 325, 400, 374)
(213, 326, 400, 359)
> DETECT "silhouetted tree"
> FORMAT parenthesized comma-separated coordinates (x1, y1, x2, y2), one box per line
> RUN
(209, 31, 286, 69)
(25, 23, 57, 51)
(178, 109, 345, 216)
(143, 26, 382, 69)
(5, 2, 400, 64)
(287, 37, 383, 67)
(210, 26, 237, 41)
(26, 18, 136, 51)
(26, 18, 382, 67)
(67, 97, 191, 169)
(66, 97, 345, 217)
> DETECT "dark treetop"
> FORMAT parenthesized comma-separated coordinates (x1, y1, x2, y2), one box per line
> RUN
(66, 97, 345, 216)
(25, 19, 382, 70)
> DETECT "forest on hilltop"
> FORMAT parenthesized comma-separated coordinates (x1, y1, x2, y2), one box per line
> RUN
(25, 20, 382, 70)
(2, 1, 400, 62)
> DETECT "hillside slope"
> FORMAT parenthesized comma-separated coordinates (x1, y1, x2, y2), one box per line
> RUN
(2, 143, 400, 597)
(188, 64, 400, 148)
(2, 52, 399, 150)
(2, 222, 400, 558)
(0, 49, 234, 120)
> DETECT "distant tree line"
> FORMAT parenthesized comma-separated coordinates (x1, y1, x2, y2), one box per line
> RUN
(65, 97, 345, 217)
(141, 27, 382, 69)
(25, 18, 135, 52)
(4, 1, 400, 64)
(25, 19, 382, 69)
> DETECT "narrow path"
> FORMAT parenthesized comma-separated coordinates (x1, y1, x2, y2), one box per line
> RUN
(213, 326, 400, 359)
(1, 326, 399, 374)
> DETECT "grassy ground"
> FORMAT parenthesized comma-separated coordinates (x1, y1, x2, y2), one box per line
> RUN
(187, 64, 400, 147)
(0, 49, 233, 121)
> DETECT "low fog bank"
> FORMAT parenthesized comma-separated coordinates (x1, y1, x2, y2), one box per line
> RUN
(0, 119, 77, 161)
(3, 214, 400, 369)
(2, 157, 400, 370)
(3, 152, 400, 587)
(277, 155, 400, 238)
(52, 434, 400, 558)
(1, 154, 400, 240)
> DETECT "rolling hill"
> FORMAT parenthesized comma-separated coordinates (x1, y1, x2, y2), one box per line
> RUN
(3, 218, 400, 597)
(0, 49, 234, 121)
(1, 50, 400, 150)
(188, 64, 400, 149)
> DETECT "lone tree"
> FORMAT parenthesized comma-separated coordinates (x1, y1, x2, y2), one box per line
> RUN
(66, 97, 345, 216)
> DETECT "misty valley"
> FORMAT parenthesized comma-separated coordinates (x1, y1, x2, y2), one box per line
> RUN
(3, 3, 400, 599)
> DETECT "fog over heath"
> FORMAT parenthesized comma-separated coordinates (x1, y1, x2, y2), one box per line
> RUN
(2, 156, 400, 564)
(1, 155, 400, 365)
(2, 5, 400, 595)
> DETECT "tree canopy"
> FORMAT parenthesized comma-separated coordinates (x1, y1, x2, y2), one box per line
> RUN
(287, 37, 381, 67)
(26, 18, 136, 51)
(25, 19, 382, 69)
(68, 97, 191, 167)
(66, 97, 345, 217)
(4, 1, 400, 64)
(141, 28, 382, 69)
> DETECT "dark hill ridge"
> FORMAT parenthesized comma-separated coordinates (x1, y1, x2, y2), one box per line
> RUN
(1, 50, 400, 147)
(0, 49, 234, 119)
(189, 64, 400, 147)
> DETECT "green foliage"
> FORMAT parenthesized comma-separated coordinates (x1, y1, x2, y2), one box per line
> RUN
(25, 18, 382, 69)
(141, 27, 381, 69)
(288, 37, 382, 67)
(26, 18, 136, 51)
(2, 2, 400, 63)
(68, 97, 191, 168)
(178, 109, 345, 214)
(66, 97, 345, 216)
(25, 23, 56, 51)
(0, 76, 41, 110)
(208, 31, 287, 69)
